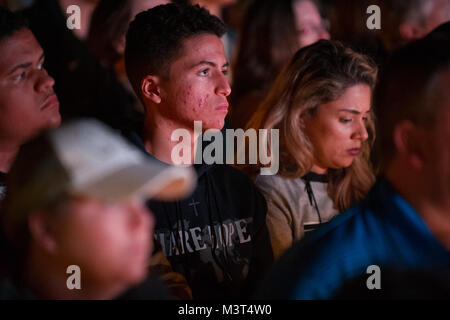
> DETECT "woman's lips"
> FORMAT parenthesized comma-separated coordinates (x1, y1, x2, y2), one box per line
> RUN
(347, 148, 360, 156)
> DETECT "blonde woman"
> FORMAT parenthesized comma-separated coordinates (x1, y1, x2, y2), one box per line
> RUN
(246, 40, 378, 259)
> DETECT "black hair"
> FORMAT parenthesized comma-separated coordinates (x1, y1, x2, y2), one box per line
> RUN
(125, 3, 226, 98)
(0, 6, 28, 43)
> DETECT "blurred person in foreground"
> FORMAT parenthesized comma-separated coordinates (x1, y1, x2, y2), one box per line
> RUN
(0, 119, 195, 299)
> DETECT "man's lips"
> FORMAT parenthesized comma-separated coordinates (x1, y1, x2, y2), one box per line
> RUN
(41, 94, 59, 111)
(215, 104, 229, 112)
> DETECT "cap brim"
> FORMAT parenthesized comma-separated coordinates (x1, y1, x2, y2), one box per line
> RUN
(73, 161, 196, 202)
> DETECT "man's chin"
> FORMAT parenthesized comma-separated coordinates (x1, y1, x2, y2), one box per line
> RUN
(47, 113, 62, 129)
(203, 119, 225, 131)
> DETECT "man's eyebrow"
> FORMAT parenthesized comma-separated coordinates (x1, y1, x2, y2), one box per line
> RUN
(7, 53, 45, 75)
(338, 109, 371, 115)
(192, 61, 229, 69)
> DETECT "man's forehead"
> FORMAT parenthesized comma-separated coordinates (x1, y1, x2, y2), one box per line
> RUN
(0, 29, 43, 71)
(176, 34, 227, 66)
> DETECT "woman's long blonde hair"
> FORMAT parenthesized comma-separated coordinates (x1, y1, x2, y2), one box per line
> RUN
(245, 40, 378, 212)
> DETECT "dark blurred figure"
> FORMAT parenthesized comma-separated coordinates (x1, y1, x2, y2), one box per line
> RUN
(230, 0, 329, 129)
(87, 0, 169, 115)
(323, 0, 387, 66)
(22, 0, 141, 131)
(379, 0, 450, 52)
(1, 0, 33, 11)
(256, 22, 450, 299)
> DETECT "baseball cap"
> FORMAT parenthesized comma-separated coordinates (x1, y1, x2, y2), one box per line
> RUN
(2, 119, 197, 231)
(47, 119, 196, 201)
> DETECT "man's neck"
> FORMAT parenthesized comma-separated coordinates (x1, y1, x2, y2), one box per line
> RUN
(142, 113, 199, 166)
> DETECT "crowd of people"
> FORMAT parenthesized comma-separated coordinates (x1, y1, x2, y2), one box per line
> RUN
(0, 0, 449, 300)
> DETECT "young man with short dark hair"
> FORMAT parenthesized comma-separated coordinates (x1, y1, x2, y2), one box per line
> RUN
(0, 7, 61, 198)
(125, 3, 273, 299)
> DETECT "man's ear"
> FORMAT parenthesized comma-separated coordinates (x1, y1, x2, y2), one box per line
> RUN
(393, 121, 426, 170)
(141, 75, 162, 104)
(28, 211, 58, 254)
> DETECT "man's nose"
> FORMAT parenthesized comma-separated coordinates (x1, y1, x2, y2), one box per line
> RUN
(215, 73, 231, 97)
(35, 69, 55, 92)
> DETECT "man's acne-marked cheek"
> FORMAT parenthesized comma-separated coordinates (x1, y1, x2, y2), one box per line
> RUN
(198, 98, 206, 110)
